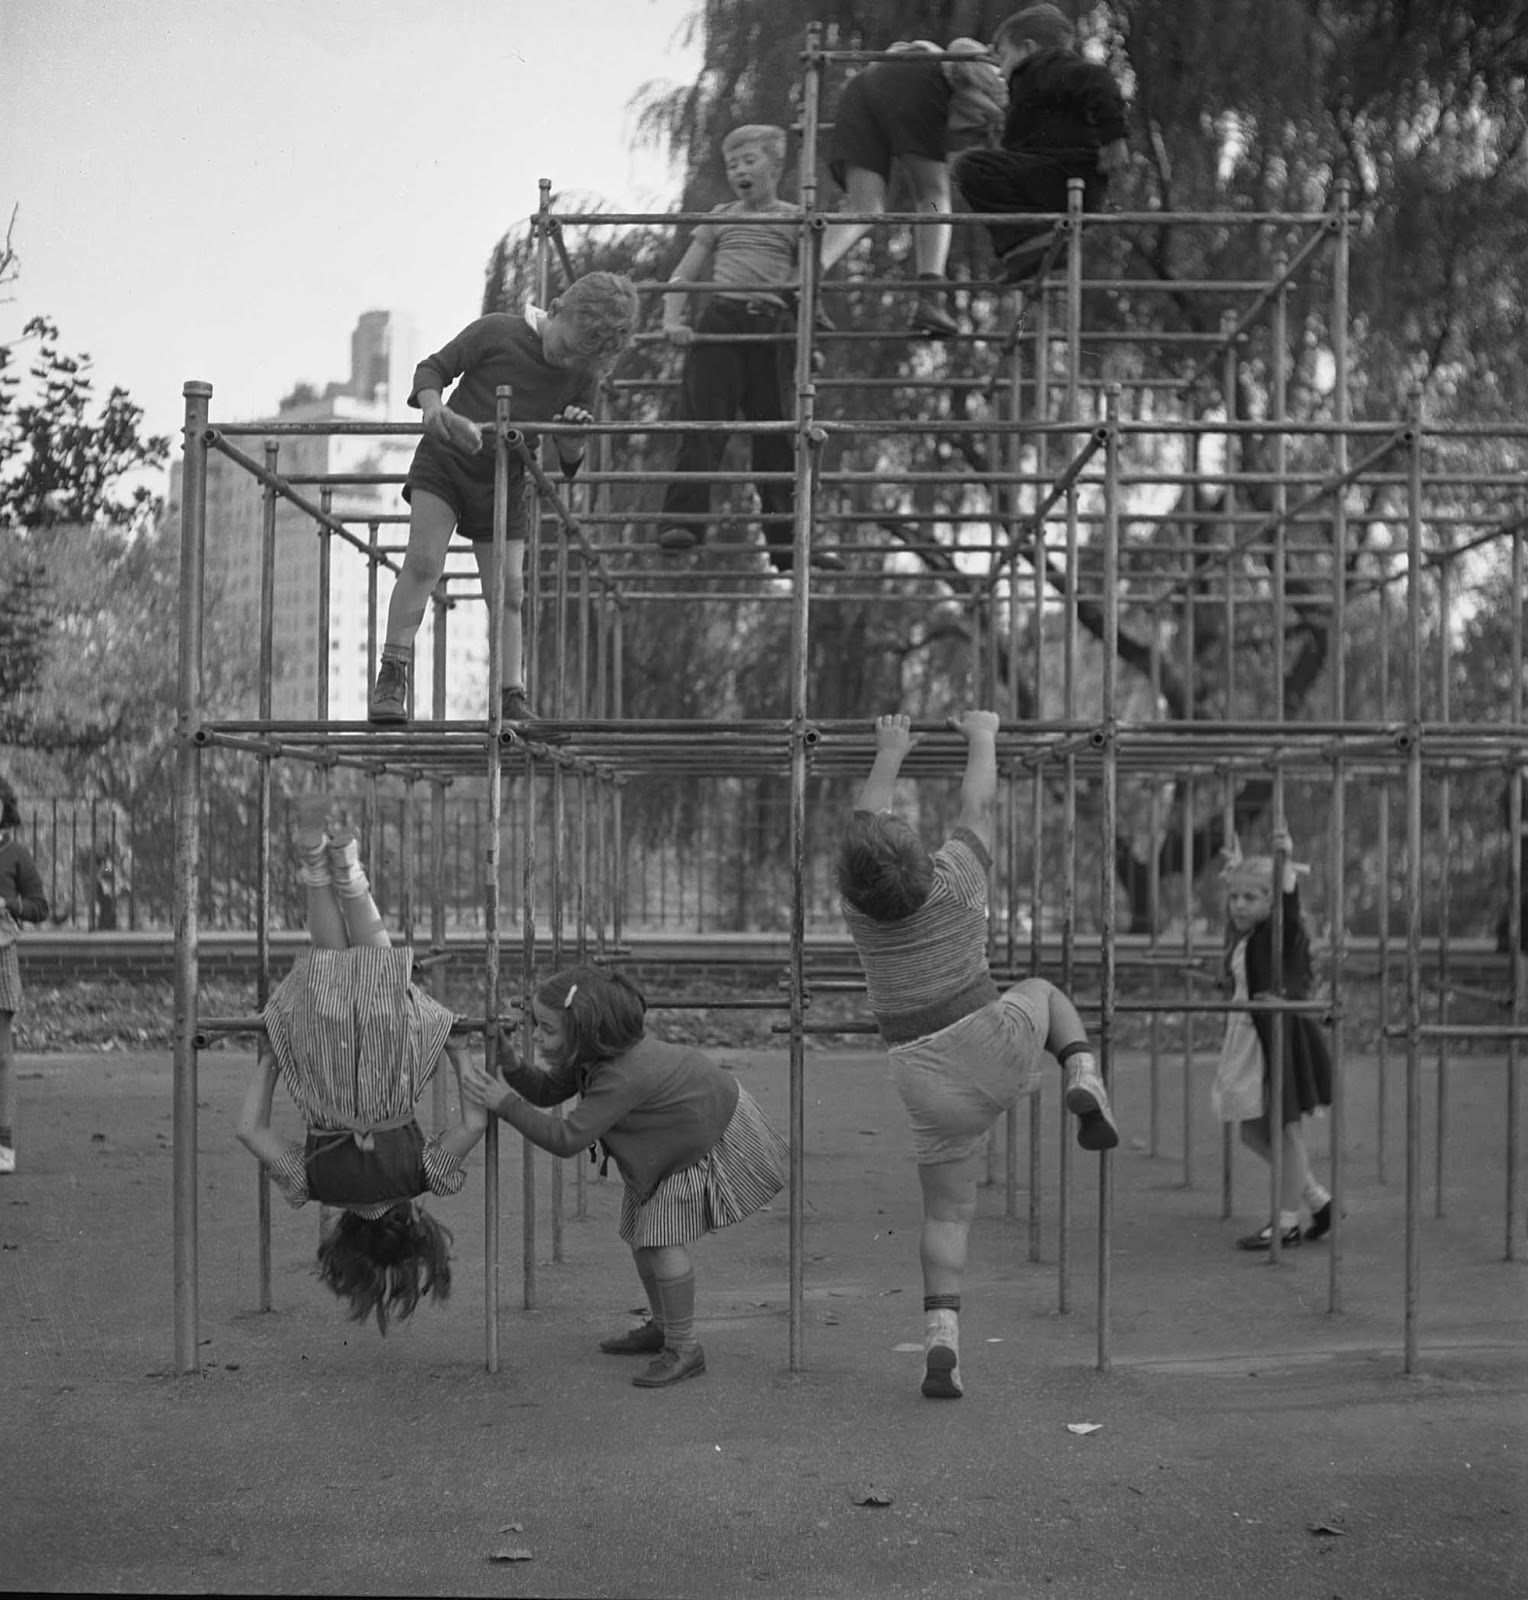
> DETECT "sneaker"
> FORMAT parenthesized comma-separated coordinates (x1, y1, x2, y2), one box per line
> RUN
(658, 527, 699, 553)
(921, 1341, 963, 1399)
(631, 1344, 707, 1387)
(1305, 1200, 1333, 1240)
(0, 1145, 14, 1176)
(500, 686, 531, 723)
(1063, 1062, 1120, 1152)
(1237, 1223, 1302, 1251)
(368, 656, 410, 724)
(909, 284, 958, 339)
(599, 1320, 666, 1355)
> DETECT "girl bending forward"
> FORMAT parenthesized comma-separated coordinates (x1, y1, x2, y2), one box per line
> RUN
(237, 799, 487, 1331)
(461, 965, 787, 1388)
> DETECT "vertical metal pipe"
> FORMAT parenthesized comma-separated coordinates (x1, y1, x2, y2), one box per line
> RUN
(316, 487, 333, 723)
(1219, 314, 1239, 1208)
(1266, 259, 1288, 1264)
(1377, 567, 1392, 1184)
(1328, 180, 1350, 1311)
(1403, 388, 1425, 1374)
(1507, 522, 1525, 1262)
(431, 591, 450, 1131)
(1028, 452, 1046, 1262)
(786, 18, 825, 1373)
(1096, 392, 1121, 1372)
(256, 438, 279, 1313)
(1434, 524, 1452, 1220)
(173, 381, 212, 1374)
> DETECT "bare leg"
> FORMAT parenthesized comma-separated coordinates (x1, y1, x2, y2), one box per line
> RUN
(916, 1152, 982, 1398)
(820, 166, 887, 272)
(384, 490, 457, 649)
(0, 1011, 16, 1157)
(1239, 1118, 1300, 1230)
(901, 155, 953, 277)
(470, 539, 527, 693)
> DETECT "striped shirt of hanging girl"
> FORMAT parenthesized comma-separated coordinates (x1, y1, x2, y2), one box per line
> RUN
(261, 945, 463, 1214)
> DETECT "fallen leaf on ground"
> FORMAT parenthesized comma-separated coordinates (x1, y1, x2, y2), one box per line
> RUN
(854, 1489, 894, 1507)
(893, 1342, 923, 1352)
(497, 1522, 524, 1534)
(1065, 1423, 1102, 1435)
(1308, 1522, 1346, 1537)
(488, 1548, 534, 1563)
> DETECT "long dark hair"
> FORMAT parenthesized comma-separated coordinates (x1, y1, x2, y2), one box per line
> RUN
(314, 1202, 453, 1335)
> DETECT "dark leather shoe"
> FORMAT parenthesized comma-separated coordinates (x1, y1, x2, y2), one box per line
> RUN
(1305, 1201, 1333, 1240)
(631, 1344, 706, 1387)
(599, 1320, 665, 1355)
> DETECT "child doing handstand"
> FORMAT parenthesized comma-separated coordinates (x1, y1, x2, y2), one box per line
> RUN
(459, 964, 787, 1388)
(236, 798, 488, 1332)
(369, 270, 639, 726)
(1212, 828, 1334, 1249)
(659, 124, 838, 573)
(0, 776, 49, 1176)
(838, 711, 1119, 1400)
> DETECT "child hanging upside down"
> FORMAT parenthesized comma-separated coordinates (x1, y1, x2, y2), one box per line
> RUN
(460, 964, 787, 1388)
(838, 711, 1119, 1400)
(236, 797, 488, 1333)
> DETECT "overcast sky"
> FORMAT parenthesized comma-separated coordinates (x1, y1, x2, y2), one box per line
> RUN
(1, 0, 701, 446)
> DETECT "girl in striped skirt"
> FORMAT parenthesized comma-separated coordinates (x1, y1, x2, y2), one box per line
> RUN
(236, 799, 487, 1333)
(460, 965, 787, 1388)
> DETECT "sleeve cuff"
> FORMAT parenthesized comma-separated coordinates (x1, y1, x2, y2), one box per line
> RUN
(423, 1137, 468, 1197)
(269, 1145, 309, 1208)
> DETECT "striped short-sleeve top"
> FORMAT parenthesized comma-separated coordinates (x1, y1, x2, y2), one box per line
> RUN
(261, 946, 464, 1215)
(841, 823, 999, 1045)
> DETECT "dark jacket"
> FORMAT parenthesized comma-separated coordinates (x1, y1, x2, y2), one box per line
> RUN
(0, 838, 49, 925)
(1227, 886, 1333, 1124)
(1002, 47, 1127, 165)
(497, 1034, 740, 1203)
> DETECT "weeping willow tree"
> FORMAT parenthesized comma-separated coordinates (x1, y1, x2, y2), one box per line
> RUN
(484, 0, 1528, 932)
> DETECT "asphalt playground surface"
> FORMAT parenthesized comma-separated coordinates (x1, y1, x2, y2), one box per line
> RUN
(4, 1037, 1525, 1597)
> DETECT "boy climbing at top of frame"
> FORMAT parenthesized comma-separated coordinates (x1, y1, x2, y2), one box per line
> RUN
(953, 4, 1129, 286)
(368, 270, 639, 727)
(658, 123, 841, 573)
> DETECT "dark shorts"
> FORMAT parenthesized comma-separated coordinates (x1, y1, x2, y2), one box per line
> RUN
(405, 434, 529, 544)
(827, 59, 951, 189)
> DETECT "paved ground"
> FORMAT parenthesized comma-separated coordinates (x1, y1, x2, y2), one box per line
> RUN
(4, 1038, 1525, 1597)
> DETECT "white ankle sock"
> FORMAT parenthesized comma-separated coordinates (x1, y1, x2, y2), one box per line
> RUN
(1303, 1178, 1331, 1210)
(925, 1308, 959, 1350)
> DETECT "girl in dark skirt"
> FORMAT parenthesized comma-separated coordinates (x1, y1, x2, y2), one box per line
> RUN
(460, 965, 787, 1388)
(236, 798, 487, 1332)
(1212, 827, 1334, 1249)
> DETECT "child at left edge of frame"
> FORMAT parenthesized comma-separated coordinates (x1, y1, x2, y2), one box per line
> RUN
(0, 776, 49, 1177)
(460, 964, 788, 1388)
(368, 271, 639, 728)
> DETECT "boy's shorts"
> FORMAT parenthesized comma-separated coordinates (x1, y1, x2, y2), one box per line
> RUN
(405, 435, 530, 544)
(827, 59, 950, 189)
(888, 979, 1049, 1164)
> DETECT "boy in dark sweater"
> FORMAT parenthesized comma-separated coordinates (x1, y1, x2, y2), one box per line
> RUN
(952, 4, 1128, 285)
(368, 272, 638, 726)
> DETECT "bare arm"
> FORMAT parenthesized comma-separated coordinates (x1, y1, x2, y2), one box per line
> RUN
(855, 713, 914, 812)
(952, 709, 1000, 851)
(662, 236, 714, 342)
(435, 1041, 489, 1166)
(235, 1042, 294, 1168)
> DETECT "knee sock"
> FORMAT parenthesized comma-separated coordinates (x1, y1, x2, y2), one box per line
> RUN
(653, 1267, 697, 1353)
(327, 829, 370, 896)
(296, 803, 331, 888)
(924, 1294, 960, 1351)
(634, 1253, 664, 1331)
(381, 641, 413, 666)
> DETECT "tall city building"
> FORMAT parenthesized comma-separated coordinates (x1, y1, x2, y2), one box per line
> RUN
(172, 310, 489, 722)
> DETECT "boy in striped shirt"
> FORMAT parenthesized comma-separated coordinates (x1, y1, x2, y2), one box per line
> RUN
(838, 709, 1118, 1399)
